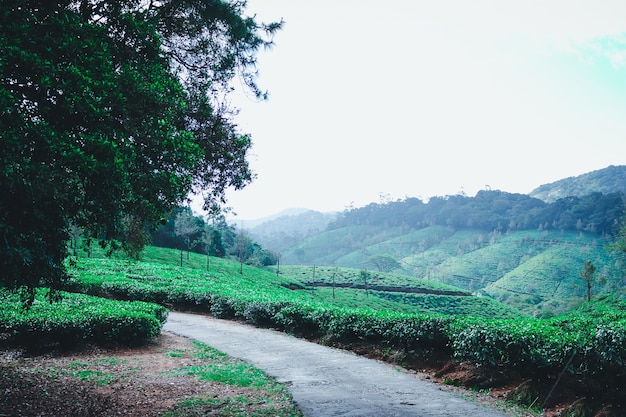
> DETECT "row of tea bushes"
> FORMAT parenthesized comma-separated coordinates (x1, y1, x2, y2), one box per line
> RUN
(0, 289, 167, 347)
(66, 256, 626, 380)
(450, 298, 626, 377)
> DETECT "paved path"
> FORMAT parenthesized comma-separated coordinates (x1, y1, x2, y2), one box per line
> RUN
(164, 311, 508, 417)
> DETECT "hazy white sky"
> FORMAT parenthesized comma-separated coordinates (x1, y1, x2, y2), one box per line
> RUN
(215, 0, 626, 220)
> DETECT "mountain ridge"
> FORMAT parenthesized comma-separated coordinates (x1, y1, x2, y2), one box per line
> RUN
(246, 165, 626, 230)
(529, 164, 626, 202)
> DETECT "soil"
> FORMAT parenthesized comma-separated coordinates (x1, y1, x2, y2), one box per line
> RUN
(0, 332, 294, 417)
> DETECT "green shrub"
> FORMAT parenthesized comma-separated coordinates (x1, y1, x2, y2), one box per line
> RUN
(449, 316, 606, 377)
(209, 296, 240, 319)
(584, 319, 626, 374)
(272, 304, 330, 337)
(0, 289, 167, 347)
(241, 300, 287, 327)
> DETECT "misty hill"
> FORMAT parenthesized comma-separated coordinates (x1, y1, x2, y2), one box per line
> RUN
(239, 208, 314, 229)
(247, 209, 338, 252)
(530, 165, 626, 202)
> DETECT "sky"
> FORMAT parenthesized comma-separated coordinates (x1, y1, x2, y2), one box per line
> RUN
(207, 0, 626, 220)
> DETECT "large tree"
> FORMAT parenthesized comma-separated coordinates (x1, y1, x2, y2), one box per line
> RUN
(0, 0, 280, 302)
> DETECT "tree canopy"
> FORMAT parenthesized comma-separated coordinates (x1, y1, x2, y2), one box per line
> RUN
(329, 190, 625, 235)
(0, 0, 280, 302)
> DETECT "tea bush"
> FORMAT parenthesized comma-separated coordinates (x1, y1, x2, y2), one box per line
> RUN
(0, 289, 167, 347)
(584, 319, 626, 374)
(450, 318, 576, 372)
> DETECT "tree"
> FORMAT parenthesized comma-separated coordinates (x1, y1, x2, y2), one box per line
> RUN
(360, 270, 371, 297)
(609, 211, 626, 261)
(0, 1, 281, 303)
(233, 231, 253, 274)
(367, 254, 401, 272)
(248, 245, 278, 267)
(607, 209, 626, 288)
(174, 208, 201, 265)
(68, 223, 83, 257)
(199, 224, 226, 273)
(580, 260, 597, 302)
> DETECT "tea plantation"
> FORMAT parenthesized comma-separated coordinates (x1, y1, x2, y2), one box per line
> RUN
(1, 245, 625, 414)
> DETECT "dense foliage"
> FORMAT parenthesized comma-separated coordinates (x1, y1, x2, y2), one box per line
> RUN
(330, 190, 625, 235)
(0, 0, 280, 301)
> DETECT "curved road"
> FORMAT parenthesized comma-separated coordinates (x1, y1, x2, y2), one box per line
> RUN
(164, 311, 508, 417)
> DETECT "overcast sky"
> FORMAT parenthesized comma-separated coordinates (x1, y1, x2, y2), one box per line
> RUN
(210, 0, 626, 220)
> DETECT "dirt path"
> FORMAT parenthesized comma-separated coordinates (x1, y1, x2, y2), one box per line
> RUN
(164, 311, 510, 417)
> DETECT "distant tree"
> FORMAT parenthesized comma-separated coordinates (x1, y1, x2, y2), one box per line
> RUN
(200, 225, 225, 257)
(233, 231, 254, 274)
(609, 212, 626, 260)
(608, 210, 626, 283)
(580, 260, 597, 302)
(199, 224, 220, 273)
(214, 218, 237, 254)
(68, 223, 82, 257)
(250, 246, 279, 267)
(1, 1, 280, 303)
(174, 209, 201, 265)
(360, 270, 371, 297)
(367, 254, 400, 272)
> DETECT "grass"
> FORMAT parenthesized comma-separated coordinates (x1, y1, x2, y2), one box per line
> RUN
(43, 359, 120, 387)
(162, 395, 300, 417)
(279, 264, 524, 318)
(0, 330, 303, 416)
(180, 342, 271, 389)
(165, 341, 303, 417)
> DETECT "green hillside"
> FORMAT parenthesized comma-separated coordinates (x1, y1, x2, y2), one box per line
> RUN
(258, 172, 626, 321)
(70, 245, 520, 319)
(277, 264, 524, 318)
(281, 226, 622, 316)
(281, 225, 410, 265)
(273, 187, 626, 316)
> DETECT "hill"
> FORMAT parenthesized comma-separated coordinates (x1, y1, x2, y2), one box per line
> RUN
(237, 207, 316, 229)
(247, 209, 338, 252)
(530, 165, 626, 202)
(253, 166, 626, 316)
